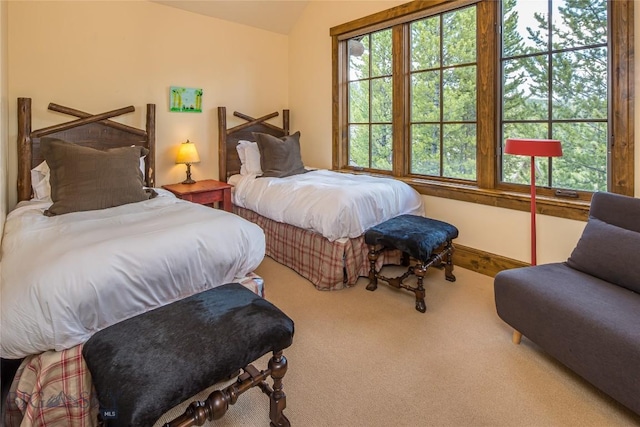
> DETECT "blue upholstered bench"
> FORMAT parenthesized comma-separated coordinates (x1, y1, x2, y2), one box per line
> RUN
(365, 214, 459, 312)
(82, 283, 294, 427)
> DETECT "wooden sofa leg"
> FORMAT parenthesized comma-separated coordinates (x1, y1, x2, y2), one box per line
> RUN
(512, 330, 522, 345)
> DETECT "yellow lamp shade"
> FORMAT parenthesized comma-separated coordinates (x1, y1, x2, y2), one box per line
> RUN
(175, 140, 200, 164)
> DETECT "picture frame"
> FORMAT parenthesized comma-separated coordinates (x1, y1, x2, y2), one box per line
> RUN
(170, 86, 203, 113)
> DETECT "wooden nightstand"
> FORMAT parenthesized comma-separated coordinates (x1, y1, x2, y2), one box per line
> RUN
(162, 179, 232, 212)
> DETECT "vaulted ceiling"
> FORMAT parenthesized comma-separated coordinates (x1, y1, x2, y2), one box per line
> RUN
(151, 1, 310, 35)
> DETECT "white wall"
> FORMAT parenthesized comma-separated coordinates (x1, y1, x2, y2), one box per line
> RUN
(1, 0, 8, 240)
(7, 0, 289, 208)
(289, 0, 639, 265)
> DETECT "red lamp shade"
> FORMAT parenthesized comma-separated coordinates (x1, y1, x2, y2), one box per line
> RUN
(504, 138, 563, 157)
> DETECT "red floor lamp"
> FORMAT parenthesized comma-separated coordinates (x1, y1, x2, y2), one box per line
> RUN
(504, 138, 563, 266)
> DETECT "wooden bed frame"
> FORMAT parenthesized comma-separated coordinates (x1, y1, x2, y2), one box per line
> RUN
(217, 107, 401, 290)
(6, 98, 157, 426)
(17, 97, 156, 202)
(217, 106, 289, 182)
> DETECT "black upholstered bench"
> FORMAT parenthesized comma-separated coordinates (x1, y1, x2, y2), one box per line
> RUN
(365, 214, 459, 313)
(82, 283, 294, 427)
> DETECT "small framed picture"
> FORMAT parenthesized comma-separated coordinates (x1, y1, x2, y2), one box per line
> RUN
(170, 86, 203, 113)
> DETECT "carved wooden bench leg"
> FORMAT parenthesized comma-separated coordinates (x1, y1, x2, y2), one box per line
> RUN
(164, 350, 291, 427)
(401, 252, 410, 266)
(366, 244, 379, 291)
(268, 351, 290, 427)
(444, 241, 456, 282)
(414, 264, 427, 313)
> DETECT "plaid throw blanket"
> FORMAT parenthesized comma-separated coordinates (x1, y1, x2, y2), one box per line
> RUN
(5, 345, 98, 427)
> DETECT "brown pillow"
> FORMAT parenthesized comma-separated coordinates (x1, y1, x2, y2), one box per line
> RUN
(566, 217, 640, 294)
(41, 138, 151, 216)
(253, 131, 307, 178)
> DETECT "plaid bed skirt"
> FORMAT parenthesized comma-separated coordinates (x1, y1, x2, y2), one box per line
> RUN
(3, 274, 265, 427)
(234, 206, 402, 290)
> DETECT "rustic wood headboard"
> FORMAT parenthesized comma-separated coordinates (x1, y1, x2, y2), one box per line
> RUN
(217, 106, 289, 182)
(17, 97, 156, 202)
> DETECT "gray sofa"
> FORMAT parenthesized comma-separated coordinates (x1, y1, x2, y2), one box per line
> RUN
(494, 191, 640, 416)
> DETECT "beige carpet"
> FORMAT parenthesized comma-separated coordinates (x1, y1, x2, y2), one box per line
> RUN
(158, 257, 640, 426)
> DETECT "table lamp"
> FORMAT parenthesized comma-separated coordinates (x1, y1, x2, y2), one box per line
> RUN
(176, 140, 200, 184)
(504, 138, 562, 266)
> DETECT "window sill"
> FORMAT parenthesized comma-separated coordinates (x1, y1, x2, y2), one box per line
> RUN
(336, 169, 591, 221)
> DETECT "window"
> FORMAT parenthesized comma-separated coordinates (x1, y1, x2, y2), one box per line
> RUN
(331, 0, 634, 220)
(348, 29, 393, 170)
(500, 0, 609, 193)
(409, 7, 477, 180)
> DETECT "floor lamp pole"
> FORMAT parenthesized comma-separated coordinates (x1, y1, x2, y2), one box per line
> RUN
(529, 156, 537, 266)
(504, 137, 562, 269)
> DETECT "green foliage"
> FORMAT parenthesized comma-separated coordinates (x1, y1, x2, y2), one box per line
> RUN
(411, 124, 440, 175)
(411, 71, 440, 122)
(411, 17, 439, 71)
(443, 7, 476, 67)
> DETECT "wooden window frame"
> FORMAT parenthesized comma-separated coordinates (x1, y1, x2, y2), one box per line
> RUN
(331, 0, 634, 221)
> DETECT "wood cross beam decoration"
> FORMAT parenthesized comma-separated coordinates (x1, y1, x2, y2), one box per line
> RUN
(217, 106, 290, 182)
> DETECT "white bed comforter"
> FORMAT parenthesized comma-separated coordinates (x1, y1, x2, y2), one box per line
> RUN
(0, 191, 265, 359)
(233, 170, 425, 241)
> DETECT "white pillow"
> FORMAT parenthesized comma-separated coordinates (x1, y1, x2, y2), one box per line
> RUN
(236, 141, 248, 174)
(30, 156, 147, 200)
(236, 140, 262, 175)
(30, 161, 51, 200)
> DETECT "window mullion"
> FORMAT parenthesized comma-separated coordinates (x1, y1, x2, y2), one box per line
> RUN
(368, 34, 373, 169)
(609, 0, 634, 196)
(392, 24, 406, 177)
(477, 0, 497, 189)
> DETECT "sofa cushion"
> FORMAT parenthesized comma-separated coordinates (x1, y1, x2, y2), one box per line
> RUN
(567, 217, 640, 294)
(589, 191, 640, 233)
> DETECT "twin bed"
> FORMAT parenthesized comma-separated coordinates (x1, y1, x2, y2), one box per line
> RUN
(2, 100, 424, 426)
(2, 99, 266, 426)
(217, 106, 424, 290)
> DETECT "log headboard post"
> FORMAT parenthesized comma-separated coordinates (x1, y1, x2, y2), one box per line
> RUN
(18, 98, 33, 201)
(218, 107, 228, 182)
(283, 110, 290, 136)
(146, 103, 156, 188)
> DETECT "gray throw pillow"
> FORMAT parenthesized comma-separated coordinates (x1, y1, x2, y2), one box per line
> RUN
(41, 138, 150, 216)
(254, 131, 307, 178)
(566, 217, 640, 294)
